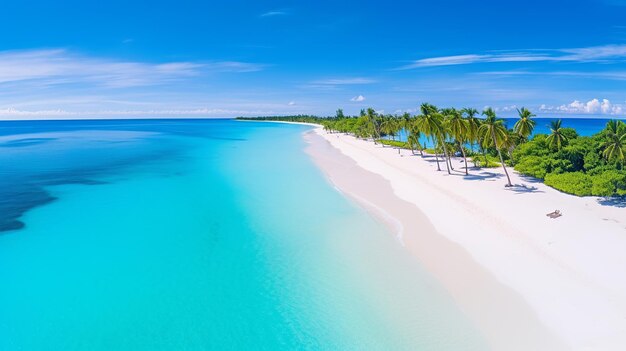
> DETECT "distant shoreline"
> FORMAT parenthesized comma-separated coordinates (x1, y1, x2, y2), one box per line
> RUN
(0, 115, 623, 123)
(235, 119, 320, 127)
(0, 117, 236, 123)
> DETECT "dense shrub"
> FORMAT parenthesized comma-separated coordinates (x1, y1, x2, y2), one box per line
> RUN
(544, 172, 593, 196)
(377, 139, 408, 148)
(511, 123, 625, 196)
(544, 171, 626, 197)
(591, 171, 626, 197)
(558, 138, 589, 171)
(514, 156, 549, 178)
(560, 127, 579, 141)
(471, 155, 500, 168)
(583, 151, 602, 172)
(511, 135, 549, 163)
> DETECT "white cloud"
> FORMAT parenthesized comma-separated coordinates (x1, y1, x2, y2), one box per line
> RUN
(203, 61, 265, 73)
(350, 95, 366, 102)
(0, 49, 264, 88)
(398, 53, 549, 69)
(540, 98, 625, 115)
(394, 108, 419, 114)
(260, 11, 288, 17)
(601, 99, 614, 114)
(563, 44, 626, 61)
(398, 44, 626, 69)
(303, 77, 376, 90)
(494, 105, 518, 113)
(481, 70, 626, 81)
(288, 101, 296, 106)
(0, 107, 71, 116)
(0, 107, 284, 119)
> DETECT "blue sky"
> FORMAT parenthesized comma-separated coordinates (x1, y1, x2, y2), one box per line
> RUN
(2, 0, 626, 119)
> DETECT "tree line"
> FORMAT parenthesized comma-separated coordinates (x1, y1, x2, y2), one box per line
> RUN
(237, 105, 626, 197)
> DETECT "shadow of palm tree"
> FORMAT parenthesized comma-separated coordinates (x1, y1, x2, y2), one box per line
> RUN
(506, 184, 544, 194)
(597, 197, 626, 208)
(462, 172, 504, 181)
(519, 175, 544, 184)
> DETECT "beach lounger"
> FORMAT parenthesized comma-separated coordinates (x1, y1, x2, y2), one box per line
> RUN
(546, 210, 562, 219)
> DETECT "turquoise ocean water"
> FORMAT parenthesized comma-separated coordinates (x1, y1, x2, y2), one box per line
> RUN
(0, 119, 486, 350)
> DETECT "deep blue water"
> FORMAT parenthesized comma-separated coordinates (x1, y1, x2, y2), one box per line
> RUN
(0, 119, 230, 232)
(0, 119, 485, 350)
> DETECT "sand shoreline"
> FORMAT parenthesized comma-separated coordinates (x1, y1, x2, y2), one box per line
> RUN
(301, 125, 626, 351)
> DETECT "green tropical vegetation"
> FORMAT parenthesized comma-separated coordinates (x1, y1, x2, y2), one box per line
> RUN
(479, 107, 513, 186)
(238, 106, 626, 197)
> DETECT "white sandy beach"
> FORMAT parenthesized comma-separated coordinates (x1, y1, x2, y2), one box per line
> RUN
(304, 126, 626, 351)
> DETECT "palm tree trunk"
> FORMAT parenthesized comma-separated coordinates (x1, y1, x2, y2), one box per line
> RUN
(444, 142, 454, 170)
(460, 143, 468, 175)
(491, 130, 512, 187)
(482, 148, 488, 167)
(432, 138, 441, 171)
(441, 140, 451, 174)
(471, 142, 478, 167)
(448, 151, 454, 170)
(497, 149, 512, 186)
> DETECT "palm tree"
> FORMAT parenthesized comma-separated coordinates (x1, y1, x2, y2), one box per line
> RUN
(436, 113, 452, 174)
(396, 117, 405, 154)
(381, 115, 403, 154)
(364, 108, 379, 141)
(323, 121, 331, 133)
(462, 108, 481, 167)
(513, 107, 536, 142)
(545, 119, 568, 150)
(354, 114, 372, 138)
(600, 120, 626, 165)
(416, 103, 446, 172)
(503, 130, 521, 161)
(336, 108, 345, 119)
(405, 115, 423, 156)
(446, 109, 470, 175)
(392, 116, 403, 144)
(479, 108, 513, 187)
(379, 115, 390, 139)
(440, 108, 457, 172)
(401, 112, 411, 135)
(380, 115, 394, 141)
(407, 124, 423, 156)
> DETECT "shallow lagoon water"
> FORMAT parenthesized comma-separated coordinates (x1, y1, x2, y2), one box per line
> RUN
(0, 119, 486, 350)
